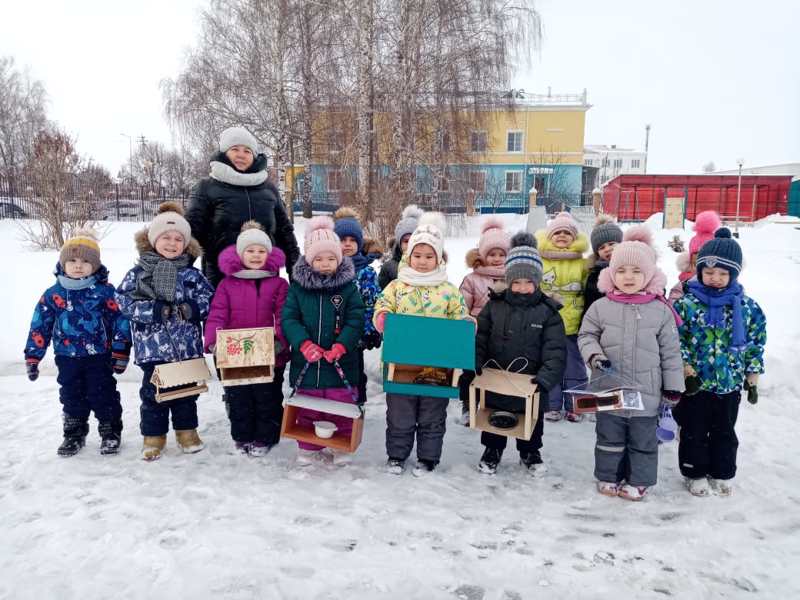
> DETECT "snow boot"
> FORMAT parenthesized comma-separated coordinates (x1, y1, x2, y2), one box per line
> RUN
(98, 420, 122, 455)
(386, 458, 406, 475)
(57, 416, 89, 457)
(686, 477, 711, 497)
(296, 448, 322, 466)
(709, 478, 733, 497)
(565, 411, 583, 423)
(235, 441, 251, 455)
(478, 447, 502, 474)
(248, 441, 274, 458)
(520, 450, 547, 477)
(596, 481, 620, 497)
(142, 435, 167, 461)
(175, 429, 204, 454)
(544, 410, 562, 422)
(322, 448, 352, 465)
(412, 459, 437, 477)
(618, 484, 648, 501)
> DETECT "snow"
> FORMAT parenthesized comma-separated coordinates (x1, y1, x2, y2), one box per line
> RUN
(2, 215, 799, 599)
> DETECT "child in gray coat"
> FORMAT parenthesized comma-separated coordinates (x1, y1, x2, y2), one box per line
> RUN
(578, 225, 684, 501)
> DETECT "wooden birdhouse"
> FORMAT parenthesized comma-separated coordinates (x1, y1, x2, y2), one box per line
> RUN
(280, 395, 364, 453)
(150, 357, 212, 403)
(382, 314, 475, 399)
(215, 327, 275, 386)
(468, 368, 539, 440)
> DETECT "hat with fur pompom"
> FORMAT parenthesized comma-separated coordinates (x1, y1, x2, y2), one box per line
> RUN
(600, 224, 665, 294)
(689, 210, 722, 256)
(394, 204, 424, 245)
(478, 216, 510, 260)
(333, 206, 364, 252)
(147, 201, 192, 249)
(505, 231, 543, 285)
(60, 228, 101, 273)
(304, 216, 342, 265)
(236, 220, 272, 258)
(590, 214, 623, 255)
(407, 212, 446, 263)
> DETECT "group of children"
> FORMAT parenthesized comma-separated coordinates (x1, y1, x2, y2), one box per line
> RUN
(24, 201, 766, 499)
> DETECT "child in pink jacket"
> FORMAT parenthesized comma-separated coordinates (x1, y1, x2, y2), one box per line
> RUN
(205, 221, 289, 456)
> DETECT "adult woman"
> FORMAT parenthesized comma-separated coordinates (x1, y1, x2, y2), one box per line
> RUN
(186, 127, 300, 287)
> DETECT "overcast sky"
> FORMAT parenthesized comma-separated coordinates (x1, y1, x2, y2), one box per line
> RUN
(1, 0, 798, 175)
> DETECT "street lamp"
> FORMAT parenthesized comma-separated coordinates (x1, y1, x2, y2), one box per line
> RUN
(734, 158, 744, 238)
(120, 133, 133, 185)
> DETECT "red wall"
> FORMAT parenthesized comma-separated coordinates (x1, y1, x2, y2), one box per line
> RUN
(602, 175, 791, 222)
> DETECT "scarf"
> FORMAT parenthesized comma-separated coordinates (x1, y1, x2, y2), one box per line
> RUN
(539, 249, 583, 260)
(58, 274, 96, 290)
(233, 269, 274, 280)
(134, 251, 192, 301)
(398, 262, 448, 287)
(606, 289, 683, 326)
(350, 252, 380, 273)
(687, 279, 746, 350)
(473, 264, 506, 280)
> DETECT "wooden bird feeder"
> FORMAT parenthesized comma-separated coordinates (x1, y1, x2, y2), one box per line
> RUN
(150, 357, 212, 403)
(280, 395, 364, 453)
(571, 390, 624, 414)
(468, 368, 539, 440)
(215, 327, 275, 386)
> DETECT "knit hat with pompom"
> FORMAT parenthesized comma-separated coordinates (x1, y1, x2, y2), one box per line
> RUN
(590, 214, 623, 255)
(477, 216, 510, 260)
(394, 204, 424, 244)
(696, 227, 742, 280)
(505, 231, 543, 286)
(236, 220, 272, 258)
(147, 201, 192, 249)
(333, 206, 364, 252)
(407, 212, 446, 263)
(60, 228, 101, 273)
(689, 210, 722, 256)
(597, 224, 668, 295)
(304, 216, 342, 265)
(546, 211, 579, 240)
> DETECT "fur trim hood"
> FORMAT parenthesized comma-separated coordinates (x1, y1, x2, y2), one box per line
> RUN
(292, 255, 356, 291)
(218, 243, 286, 276)
(134, 228, 202, 259)
(534, 229, 589, 255)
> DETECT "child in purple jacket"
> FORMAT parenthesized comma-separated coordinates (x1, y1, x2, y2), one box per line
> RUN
(205, 221, 289, 456)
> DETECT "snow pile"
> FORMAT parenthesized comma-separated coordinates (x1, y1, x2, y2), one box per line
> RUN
(1, 215, 799, 598)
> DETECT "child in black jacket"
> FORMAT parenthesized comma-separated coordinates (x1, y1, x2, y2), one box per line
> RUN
(474, 233, 566, 475)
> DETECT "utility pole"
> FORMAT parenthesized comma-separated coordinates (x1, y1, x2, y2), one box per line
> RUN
(120, 133, 133, 185)
(643, 124, 651, 174)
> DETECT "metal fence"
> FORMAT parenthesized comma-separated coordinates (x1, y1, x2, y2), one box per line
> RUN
(0, 175, 191, 221)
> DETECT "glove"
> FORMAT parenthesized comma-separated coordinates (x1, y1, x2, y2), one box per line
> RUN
(26, 359, 39, 382)
(362, 330, 383, 350)
(684, 363, 697, 378)
(323, 343, 347, 363)
(474, 365, 483, 376)
(744, 379, 758, 405)
(374, 311, 387, 334)
(300, 340, 324, 363)
(661, 390, 682, 408)
(684, 375, 702, 396)
(154, 301, 172, 323)
(591, 355, 611, 371)
(111, 351, 129, 375)
(530, 376, 537, 385)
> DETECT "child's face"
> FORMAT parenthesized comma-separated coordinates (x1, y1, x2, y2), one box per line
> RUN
(409, 243, 437, 273)
(485, 248, 506, 267)
(64, 257, 94, 278)
(510, 278, 535, 294)
(225, 145, 255, 172)
(312, 251, 339, 275)
(340, 236, 358, 257)
(597, 241, 617, 262)
(613, 265, 646, 294)
(400, 234, 411, 254)
(551, 229, 575, 249)
(242, 245, 268, 269)
(155, 231, 186, 259)
(701, 266, 731, 289)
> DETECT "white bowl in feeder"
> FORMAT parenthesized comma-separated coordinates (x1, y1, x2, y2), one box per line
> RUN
(313, 421, 337, 439)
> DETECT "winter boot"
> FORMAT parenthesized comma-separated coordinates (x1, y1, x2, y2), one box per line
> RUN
(296, 448, 322, 466)
(386, 457, 406, 475)
(596, 481, 620, 497)
(412, 459, 437, 477)
(175, 429, 205, 454)
(709, 478, 733, 497)
(141, 435, 167, 461)
(322, 448, 353, 465)
(544, 410, 562, 422)
(248, 441, 275, 458)
(618, 484, 648, 501)
(565, 411, 583, 423)
(520, 450, 547, 477)
(98, 420, 123, 455)
(57, 416, 89, 457)
(686, 477, 711, 497)
(234, 441, 251, 455)
(478, 447, 503, 475)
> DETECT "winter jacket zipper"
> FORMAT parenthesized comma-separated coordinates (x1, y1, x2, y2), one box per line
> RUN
(245, 188, 253, 220)
(316, 294, 323, 387)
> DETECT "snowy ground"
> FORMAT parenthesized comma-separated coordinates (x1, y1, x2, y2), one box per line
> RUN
(1, 214, 799, 599)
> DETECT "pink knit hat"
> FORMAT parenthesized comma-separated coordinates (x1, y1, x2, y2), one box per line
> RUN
(304, 216, 342, 265)
(546, 211, 579, 239)
(689, 210, 722, 255)
(598, 224, 666, 294)
(477, 216, 510, 260)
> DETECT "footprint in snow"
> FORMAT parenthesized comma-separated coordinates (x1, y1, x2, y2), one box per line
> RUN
(453, 584, 485, 600)
(322, 539, 357, 552)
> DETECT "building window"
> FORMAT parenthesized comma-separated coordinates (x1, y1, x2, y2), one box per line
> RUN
(631, 159, 641, 169)
(470, 130, 487, 153)
(505, 171, 522, 192)
(601, 156, 609, 168)
(469, 170, 486, 193)
(613, 158, 623, 168)
(437, 174, 449, 192)
(439, 130, 451, 153)
(507, 131, 523, 153)
(327, 170, 343, 192)
(585, 159, 593, 166)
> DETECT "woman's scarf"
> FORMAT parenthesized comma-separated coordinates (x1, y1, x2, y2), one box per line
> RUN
(472, 264, 506, 280)
(134, 251, 191, 301)
(687, 279, 746, 350)
(397, 260, 448, 287)
(57, 274, 96, 290)
(606, 289, 683, 326)
(233, 269, 274, 280)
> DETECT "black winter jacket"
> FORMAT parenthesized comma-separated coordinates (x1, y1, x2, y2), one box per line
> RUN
(475, 288, 567, 394)
(186, 153, 301, 287)
(581, 260, 607, 323)
(378, 242, 402, 290)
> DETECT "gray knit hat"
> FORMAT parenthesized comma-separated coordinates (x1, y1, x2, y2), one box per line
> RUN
(590, 214, 623, 255)
(236, 220, 272, 258)
(219, 126, 259, 154)
(505, 232, 543, 285)
(394, 204, 424, 244)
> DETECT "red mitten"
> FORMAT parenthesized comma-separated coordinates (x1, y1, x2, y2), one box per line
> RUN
(323, 343, 347, 363)
(300, 340, 324, 363)
(374, 311, 387, 334)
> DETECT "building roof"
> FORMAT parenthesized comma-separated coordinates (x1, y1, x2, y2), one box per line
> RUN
(713, 162, 800, 180)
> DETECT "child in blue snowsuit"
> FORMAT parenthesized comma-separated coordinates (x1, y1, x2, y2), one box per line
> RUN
(116, 202, 214, 461)
(24, 230, 131, 457)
